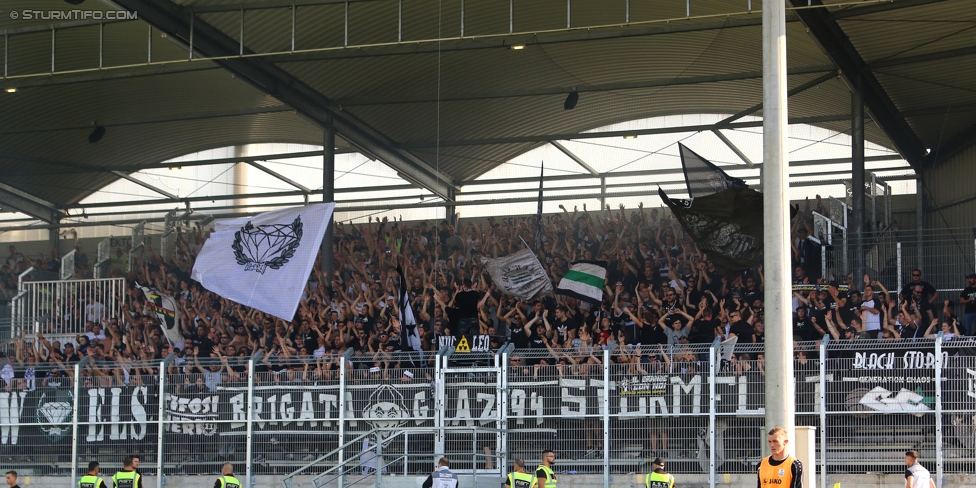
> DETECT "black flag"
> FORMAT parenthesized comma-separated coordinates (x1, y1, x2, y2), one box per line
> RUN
(678, 143, 747, 198)
(396, 263, 421, 352)
(660, 187, 798, 279)
(659, 187, 764, 280)
(535, 162, 544, 252)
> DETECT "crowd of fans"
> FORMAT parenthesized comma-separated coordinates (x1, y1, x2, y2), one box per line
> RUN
(2, 199, 975, 388)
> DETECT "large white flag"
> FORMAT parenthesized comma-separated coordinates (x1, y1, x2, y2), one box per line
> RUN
(191, 203, 335, 321)
(481, 248, 553, 300)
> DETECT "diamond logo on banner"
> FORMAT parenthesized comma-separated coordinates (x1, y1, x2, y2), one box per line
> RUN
(232, 216, 304, 274)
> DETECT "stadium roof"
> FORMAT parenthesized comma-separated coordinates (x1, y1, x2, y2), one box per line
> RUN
(0, 0, 973, 223)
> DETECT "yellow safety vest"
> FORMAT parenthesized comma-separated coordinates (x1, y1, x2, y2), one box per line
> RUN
(218, 475, 242, 488)
(759, 455, 796, 488)
(508, 471, 535, 488)
(112, 470, 139, 488)
(537, 465, 557, 488)
(645, 471, 674, 488)
(79, 474, 103, 488)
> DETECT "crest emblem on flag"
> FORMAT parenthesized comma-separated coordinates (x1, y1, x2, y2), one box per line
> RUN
(37, 390, 73, 442)
(232, 216, 304, 274)
(363, 385, 409, 445)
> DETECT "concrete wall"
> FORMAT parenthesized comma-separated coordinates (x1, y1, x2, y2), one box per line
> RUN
(16, 473, 976, 488)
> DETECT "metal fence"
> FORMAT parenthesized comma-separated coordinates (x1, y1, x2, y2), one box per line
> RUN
(9, 277, 125, 339)
(823, 226, 975, 308)
(0, 338, 971, 488)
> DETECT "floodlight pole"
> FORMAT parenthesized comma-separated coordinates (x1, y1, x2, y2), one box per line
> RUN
(323, 120, 336, 281)
(762, 0, 795, 444)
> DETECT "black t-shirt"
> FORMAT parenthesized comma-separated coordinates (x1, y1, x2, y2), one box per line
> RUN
(454, 290, 482, 319)
(742, 287, 763, 305)
(730, 319, 753, 339)
(901, 280, 937, 301)
(793, 315, 815, 340)
(639, 323, 667, 345)
(823, 291, 847, 313)
(838, 300, 860, 326)
(509, 324, 531, 349)
(690, 318, 719, 343)
(962, 286, 976, 314)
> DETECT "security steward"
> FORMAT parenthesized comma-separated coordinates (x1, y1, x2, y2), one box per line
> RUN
(533, 450, 557, 488)
(214, 463, 242, 488)
(758, 427, 803, 488)
(504, 459, 535, 488)
(112, 456, 142, 488)
(645, 458, 675, 488)
(79, 461, 108, 488)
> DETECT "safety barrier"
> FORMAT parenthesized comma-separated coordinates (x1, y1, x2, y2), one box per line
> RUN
(0, 337, 970, 488)
(9, 277, 125, 338)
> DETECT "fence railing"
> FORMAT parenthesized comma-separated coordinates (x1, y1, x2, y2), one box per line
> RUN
(820, 227, 976, 314)
(9, 277, 125, 338)
(0, 338, 970, 488)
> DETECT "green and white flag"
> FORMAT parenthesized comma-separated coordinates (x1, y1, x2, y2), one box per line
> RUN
(555, 261, 607, 304)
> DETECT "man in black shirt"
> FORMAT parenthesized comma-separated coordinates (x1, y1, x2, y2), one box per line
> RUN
(5, 471, 19, 488)
(453, 279, 482, 338)
(838, 290, 861, 326)
(690, 307, 719, 343)
(823, 281, 847, 315)
(960, 273, 976, 336)
(793, 305, 815, 341)
(900, 269, 939, 309)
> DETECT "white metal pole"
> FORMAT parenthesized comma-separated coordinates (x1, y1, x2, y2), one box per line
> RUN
(156, 357, 169, 488)
(819, 336, 828, 488)
(935, 333, 943, 488)
(896, 242, 903, 306)
(708, 345, 716, 488)
(602, 347, 611, 488)
(338, 353, 348, 488)
(762, 0, 795, 441)
(245, 358, 256, 488)
(70, 362, 82, 488)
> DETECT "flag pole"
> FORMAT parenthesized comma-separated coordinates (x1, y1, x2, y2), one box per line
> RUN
(535, 162, 544, 253)
(762, 0, 795, 447)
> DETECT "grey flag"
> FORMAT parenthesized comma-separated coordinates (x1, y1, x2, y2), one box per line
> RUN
(481, 249, 553, 300)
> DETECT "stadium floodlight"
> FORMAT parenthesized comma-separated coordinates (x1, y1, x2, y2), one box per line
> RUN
(88, 125, 106, 144)
(564, 92, 579, 110)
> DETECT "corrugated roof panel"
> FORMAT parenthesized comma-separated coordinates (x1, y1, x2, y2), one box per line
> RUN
(838, 1, 976, 62)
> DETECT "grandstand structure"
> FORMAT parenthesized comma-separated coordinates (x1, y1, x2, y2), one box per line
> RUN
(0, 1, 975, 488)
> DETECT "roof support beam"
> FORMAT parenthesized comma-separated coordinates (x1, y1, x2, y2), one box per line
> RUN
(550, 141, 599, 176)
(247, 161, 312, 193)
(831, 0, 950, 19)
(713, 71, 839, 128)
(337, 66, 834, 107)
(711, 129, 755, 167)
(110, 171, 179, 200)
(113, 0, 455, 201)
(0, 181, 64, 223)
(789, 0, 928, 172)
(402, 114, 851, 148)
